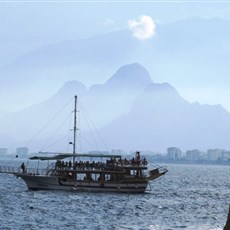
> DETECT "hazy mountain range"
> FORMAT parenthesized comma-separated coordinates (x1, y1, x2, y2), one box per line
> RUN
(0, 63, 230, 153)
(0, 16, 230, 153)
(0, 17, 230, 111)
(101, 76, 230, 151)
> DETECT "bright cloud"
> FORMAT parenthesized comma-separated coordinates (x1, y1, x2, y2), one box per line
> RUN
(128, 15, 156, 40)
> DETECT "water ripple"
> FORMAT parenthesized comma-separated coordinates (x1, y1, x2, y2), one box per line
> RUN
(0, 162, 229, 229)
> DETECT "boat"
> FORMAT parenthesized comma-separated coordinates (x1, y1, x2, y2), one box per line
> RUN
(0, 95, 168, 193)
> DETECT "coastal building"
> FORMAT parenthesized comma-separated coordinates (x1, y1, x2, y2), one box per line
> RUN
(186, 149, 200, 161)
(222, 151, 230, 161)
(167, 147, 182, 160)
(207, 149, 223, 161)
(16, 147, 29, 157)
(0, 148, 8, 156)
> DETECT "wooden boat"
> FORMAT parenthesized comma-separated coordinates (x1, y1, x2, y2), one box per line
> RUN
(0, 95, 167, 193)
(15, 152, 167, 193)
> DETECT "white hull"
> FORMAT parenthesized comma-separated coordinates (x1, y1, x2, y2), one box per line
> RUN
(17, 174, 148, 193)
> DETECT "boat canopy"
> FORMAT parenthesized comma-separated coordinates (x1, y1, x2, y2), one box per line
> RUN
(29, 153, 122, 161)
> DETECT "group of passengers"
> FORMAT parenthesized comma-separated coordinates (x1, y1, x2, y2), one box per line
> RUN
(55, 152, 148, 171)
(116, 151, 148, 166)
(55, 160, 107, 170)
(55, 160, 72, 169)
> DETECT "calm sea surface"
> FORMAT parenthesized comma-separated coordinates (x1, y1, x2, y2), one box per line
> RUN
(0, 159, 229, 230)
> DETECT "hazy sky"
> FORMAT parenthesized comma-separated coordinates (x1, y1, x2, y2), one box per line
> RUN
(0, 1, 230, 111)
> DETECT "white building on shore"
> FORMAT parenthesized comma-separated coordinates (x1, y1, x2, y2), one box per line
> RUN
(167, 147, 182, 160)
(186, 149, 201, 161)
(207, 149, 223, 161)
(0, 148, 8, 156)
(16, 147, 29, 157)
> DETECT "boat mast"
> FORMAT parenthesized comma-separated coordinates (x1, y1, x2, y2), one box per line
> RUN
(73, 95, 77, 165)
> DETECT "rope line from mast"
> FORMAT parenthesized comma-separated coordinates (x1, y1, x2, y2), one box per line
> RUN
(26, 97, 74, 148)
(38, 134, 71, 152)
(38, 112, 73, 152)
(78, 99, 110, 152)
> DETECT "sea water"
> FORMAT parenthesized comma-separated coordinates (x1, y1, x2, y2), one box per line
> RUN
(0, 159, 229, 230)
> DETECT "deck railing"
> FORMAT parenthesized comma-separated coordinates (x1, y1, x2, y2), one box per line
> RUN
(0, 165, 47, 176)
(0, 165, 20, 174)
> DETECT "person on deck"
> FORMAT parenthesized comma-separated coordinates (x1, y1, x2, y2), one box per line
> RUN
(21, 162, 25, 173)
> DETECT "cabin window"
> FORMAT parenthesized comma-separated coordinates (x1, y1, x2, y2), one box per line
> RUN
(130, 170, 136, 176)
(129, 169, 142, 178)
(77, 173, 85, 181)
(106, 174, 111, 181)
(94, 174, 99, 181)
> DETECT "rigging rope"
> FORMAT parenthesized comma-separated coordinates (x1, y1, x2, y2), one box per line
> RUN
(26, 97, 73, 148)
(39, 112, 72, 152)
(25, 96, 110, 154)
(39, 134, 70, 152)
(78, 99, 110, 152)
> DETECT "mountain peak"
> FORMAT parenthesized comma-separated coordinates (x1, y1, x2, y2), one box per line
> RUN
(105, 63, 153, 90)
(57, 80, 87, 96)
